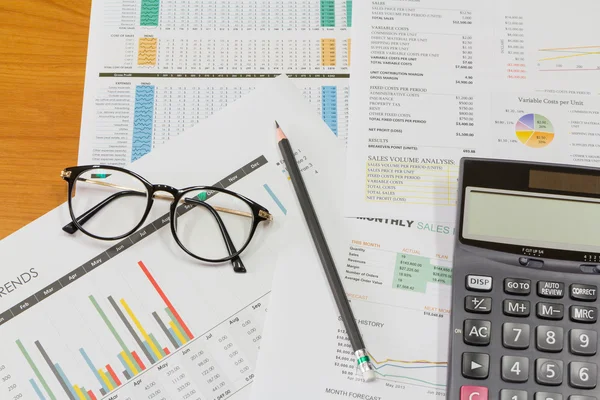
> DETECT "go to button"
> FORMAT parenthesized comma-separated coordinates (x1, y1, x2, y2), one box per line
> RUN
(461, 386, 488, 400)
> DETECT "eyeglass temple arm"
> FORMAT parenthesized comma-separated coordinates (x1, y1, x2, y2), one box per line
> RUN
(183, 198, 247, 273)
(62, 190, 144, 234)
(72, 178, 263, 219)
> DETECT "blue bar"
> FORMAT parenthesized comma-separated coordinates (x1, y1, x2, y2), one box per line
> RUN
(321, 86, 339, 136)
(29, 379, 47, 400)
(263, 184, 287, 215)
(131, 85, 155, 162)
(142, 341, 156, 364)
(168, 328, 182, 347)
(117, 353, 134, 378)
(79, 348, 108, 393)
(54, 364, 77, 399)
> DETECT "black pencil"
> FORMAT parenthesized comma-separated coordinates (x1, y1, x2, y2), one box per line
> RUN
(275, 121, 376, 382)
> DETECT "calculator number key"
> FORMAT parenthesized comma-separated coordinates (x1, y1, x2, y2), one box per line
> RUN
(504, 299, 530, 317)
(569, 362, 597, 389)
(465, 296, 492, 314)
(503, 323, 530, 350)
(570, 329, 598, 356)
(500, 389, 527, 400)
(536, 326, 564, 353)
(535, 393, 562, 400)
(502, 356, 529, 383)
(536, 359, 563, 386)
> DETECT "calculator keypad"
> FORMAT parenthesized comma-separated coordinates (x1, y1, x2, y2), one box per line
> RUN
(536, 326, 564, 353)
(503, 322, 530, 349)
(460, 276, 600, 400)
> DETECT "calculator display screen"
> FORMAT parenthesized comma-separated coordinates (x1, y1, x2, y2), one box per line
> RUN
(463, 187, 600, 253)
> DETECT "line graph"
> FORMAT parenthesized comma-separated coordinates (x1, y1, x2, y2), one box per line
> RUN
(369, 353, 447, 388)
(138, 38, 158, 66)
(131, 86, 155, 162)
(538, 45, 600, 72)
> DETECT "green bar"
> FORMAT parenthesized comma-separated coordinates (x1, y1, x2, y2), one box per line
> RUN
(149, 334, 166, 357)
(346, 1, 352, 27)
(105, 371, 117, 389)
(16, 340, 57, 400)
(393, 254, 453, 293)
(89, 296, 130, 354)
(81, 387, 92, 400)
(140, 0, 160, 26)
(164, 307, 190, 342)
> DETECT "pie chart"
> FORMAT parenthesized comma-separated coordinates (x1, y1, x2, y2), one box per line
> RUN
(515, 113, 555, 148)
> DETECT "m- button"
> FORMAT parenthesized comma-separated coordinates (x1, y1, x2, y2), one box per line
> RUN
(537, 302, 564, 320)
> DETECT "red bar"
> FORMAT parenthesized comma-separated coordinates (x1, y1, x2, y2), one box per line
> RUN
(163, 347, 170, 355)
(88, 390, 97, 400)
(138, 261, 194, 339)
(106, 364, 122, 386)
(131, 351, 146, 371)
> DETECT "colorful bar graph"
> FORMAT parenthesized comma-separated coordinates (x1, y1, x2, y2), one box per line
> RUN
(79, 348, 108, 393)
(55, 363, 77, 400)
(88, 390, 97, 400)
(17, 340, 56, 400)
(34, 341, 75, 400)
(73, 385, 87, 400)
(106, 364, 122, 386)
(131, 350, 147, 371)
(169, 328, 183, 347)
(138, 261, 194, 339)
(30, 379, 47, 400)
(169, 320, 188, 345)
(122, 370, 132, 381)
(149, 334, 166, 357)
(108, 295, 155, 365)
(119, 351, 139, 375)
(165, 307, 190, 343)
(99, 388, 106, 396)
(98, 369, 114, 391)
(120, 298, 163, 361)
(164, 347, 170, 355)
(153, 311, 180, 349)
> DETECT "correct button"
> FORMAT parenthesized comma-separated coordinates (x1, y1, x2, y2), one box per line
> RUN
(460, 386, 488, 400)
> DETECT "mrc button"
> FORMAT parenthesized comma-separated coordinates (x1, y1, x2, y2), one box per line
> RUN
(570, 284, 598, 302)
(504, 278, 531, 295)
(537, 281, 565, 298)
(570, 305, 597, 323)
(466, 275, 492, 292)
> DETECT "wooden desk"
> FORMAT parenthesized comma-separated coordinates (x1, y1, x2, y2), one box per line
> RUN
(0, 0, 91, 239)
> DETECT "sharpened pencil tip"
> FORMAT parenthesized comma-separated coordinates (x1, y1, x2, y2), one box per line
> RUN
(275, 120, 280, 129)
(276, 121, 287, 142)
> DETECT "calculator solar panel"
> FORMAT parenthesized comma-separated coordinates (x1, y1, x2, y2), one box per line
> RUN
(448, 158, 600, 400)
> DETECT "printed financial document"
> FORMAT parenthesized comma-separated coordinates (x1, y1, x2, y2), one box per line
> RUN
(78, 0, 352, 165)
(251, 218, 454, 400)
(345, 0, 600, 222)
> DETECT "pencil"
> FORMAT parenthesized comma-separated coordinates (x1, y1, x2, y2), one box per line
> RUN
(275, 121, 376, 382)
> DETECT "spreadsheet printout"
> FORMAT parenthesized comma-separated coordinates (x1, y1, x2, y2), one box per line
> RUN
(78, 0, 352, 165)
(344, 0, 600, 222)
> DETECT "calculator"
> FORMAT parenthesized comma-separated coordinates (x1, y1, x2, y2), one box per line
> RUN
(448, 158, 600, 400)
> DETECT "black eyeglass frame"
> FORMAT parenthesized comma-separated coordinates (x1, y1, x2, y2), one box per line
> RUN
(61, 165, 273, 268)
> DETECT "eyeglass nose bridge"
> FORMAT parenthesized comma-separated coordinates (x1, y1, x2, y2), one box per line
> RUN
(151, 184, 179, 201)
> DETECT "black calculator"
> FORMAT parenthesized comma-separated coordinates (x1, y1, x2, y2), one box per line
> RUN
(448, 158, 600, 400)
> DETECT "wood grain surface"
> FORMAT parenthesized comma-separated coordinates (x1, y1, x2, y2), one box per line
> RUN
(0, 0, 91, 239)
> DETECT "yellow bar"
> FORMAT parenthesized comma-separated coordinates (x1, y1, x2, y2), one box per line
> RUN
(98, 370, 114, 391)
(73, 385, 87, 400)
(169, 321, 188, 345)
(120, 299, 163, 361)
(120, 350, 139, 376)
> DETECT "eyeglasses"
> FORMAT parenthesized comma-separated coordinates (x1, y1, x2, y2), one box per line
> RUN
(60, 165, 273, 273)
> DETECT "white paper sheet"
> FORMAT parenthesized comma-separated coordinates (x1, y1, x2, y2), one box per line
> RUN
(344, 0, 600, 222)
(0, 76, 342, 400)
(78, 0, 352, 165)
(250, 217, 454, 400)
